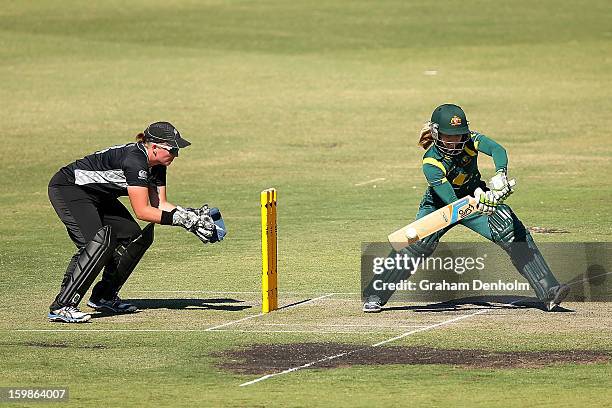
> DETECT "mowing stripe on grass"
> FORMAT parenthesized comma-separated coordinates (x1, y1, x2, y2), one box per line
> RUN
(354, 177, 386, 186)
(238, 308, 492, 387)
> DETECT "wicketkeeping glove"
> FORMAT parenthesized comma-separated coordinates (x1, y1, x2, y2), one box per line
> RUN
(178, 204, 227, 244)
(172, 206, 201, 230)
(474, 188, 498, 216)
(489, 170, 515, 202)
(172, 206, 217, 244)
(193, 205, 226, 243)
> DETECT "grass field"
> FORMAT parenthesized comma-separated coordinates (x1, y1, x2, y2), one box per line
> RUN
(1, 1, 611, 406)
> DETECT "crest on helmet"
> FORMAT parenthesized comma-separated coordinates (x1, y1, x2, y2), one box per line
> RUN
(450, 115, 462, 126)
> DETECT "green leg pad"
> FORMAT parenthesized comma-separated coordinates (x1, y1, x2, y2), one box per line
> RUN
(489, 205, 561, 302)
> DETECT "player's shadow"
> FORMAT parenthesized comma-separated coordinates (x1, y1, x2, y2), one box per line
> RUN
(127, 298, 251, 312)
(383, 295, 574, 313)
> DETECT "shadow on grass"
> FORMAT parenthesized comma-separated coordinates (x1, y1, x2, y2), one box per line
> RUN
(123, 298, 251, 312)
(383, 295, 575, 313)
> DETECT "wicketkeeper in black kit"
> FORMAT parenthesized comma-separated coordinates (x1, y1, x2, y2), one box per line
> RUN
(47, 122, 226, 323)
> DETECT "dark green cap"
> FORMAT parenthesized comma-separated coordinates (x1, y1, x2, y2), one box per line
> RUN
(431, 104, 469, 135)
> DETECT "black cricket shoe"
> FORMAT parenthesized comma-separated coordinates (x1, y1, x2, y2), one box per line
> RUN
(87, 296, 138, 313)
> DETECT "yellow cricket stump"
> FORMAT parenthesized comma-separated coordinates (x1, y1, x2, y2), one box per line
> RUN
(261, 188, 278, 313)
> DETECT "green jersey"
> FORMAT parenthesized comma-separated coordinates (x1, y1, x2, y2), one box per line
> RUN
(422, 131, 508, 205)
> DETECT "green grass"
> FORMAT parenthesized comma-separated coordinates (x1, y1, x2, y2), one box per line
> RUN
(1, 0, 611, 406)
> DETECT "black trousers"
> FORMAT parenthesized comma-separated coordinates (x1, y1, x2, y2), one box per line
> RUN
(48, 172, 142, 307)
(48, 172, 141, 248)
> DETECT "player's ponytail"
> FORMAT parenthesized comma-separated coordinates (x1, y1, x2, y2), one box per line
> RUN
(135, 132, 146, 143)
(418, 122, 434, 150)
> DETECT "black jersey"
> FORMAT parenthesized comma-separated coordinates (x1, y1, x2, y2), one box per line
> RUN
(56, 142, 166, 197)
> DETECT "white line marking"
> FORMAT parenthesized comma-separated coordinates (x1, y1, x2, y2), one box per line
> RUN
(11, 328, 382, 335)
(130, 290, 261, 294)
(11, 294, 336, 334)
(128, 290, 359, 296)
(239, 308, 492, 387)
(280, 293, 335, 308)
(354, 178, 386, 187)
(204, 313, 265, 331)
(209, 329, 383, 335)
(14, 329, 215, 333)
(371, 310, 489, 347)
(260, 323, 430, 328)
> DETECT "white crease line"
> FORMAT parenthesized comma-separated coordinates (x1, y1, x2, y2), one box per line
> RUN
(281, 293, 336, 309)
(11, 327, 403, 335)
(209, 329, 384, 335)
(354, 177, 386, 187)
(130, 290, 261, 294)
(239, 307, 492, 387)
(204, 313, 265, 331)
(261, 323, 430, 328)
(370, 310, 490, 347)
(14, 329, 219, 333)
(128, 290, 359, 296)
(11, 293, 337, 334)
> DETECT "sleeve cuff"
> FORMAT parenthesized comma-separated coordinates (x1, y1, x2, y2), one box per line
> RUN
(160, 209, 176, 225)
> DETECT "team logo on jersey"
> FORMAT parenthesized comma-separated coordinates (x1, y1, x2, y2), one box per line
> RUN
(138, 170, 148, 181)
(450, 115, 462, 126)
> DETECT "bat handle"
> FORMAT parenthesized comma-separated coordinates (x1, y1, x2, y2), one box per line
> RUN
(508, 179, 516, 187)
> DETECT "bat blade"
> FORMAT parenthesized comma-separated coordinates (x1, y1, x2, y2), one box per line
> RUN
(388, 179, 516, 251)
(387, 195, 478, 251)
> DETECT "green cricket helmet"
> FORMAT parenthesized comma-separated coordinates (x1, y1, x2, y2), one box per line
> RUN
(430, 104, 470, 155)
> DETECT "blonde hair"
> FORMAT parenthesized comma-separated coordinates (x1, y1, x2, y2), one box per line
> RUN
(417, 121, 434, 150)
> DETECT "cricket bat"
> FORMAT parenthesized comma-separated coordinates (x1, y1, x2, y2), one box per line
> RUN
(388, 180, 515, 251)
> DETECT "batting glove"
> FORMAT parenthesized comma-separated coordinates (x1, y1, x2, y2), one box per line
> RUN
(489, 170, 514, 202)
(474, 188, 498, 215)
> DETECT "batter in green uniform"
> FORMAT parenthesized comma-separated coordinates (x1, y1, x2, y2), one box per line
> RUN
(363, 104, 570, 312)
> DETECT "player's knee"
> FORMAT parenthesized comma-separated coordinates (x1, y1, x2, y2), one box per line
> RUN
(489, 204, 528, 246)
(139, 223, 155, 247)
(117, 221, 144, 244)
(403, 233, 438, 258)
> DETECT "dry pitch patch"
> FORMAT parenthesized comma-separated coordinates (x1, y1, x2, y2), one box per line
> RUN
(215, 343, 611, 374)
(206, 299, 612, 377)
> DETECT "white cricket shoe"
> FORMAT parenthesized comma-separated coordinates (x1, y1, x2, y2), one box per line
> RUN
(48, 306, 91, 323)
(362, 295, 382, 313)
(546, 284, 570, 311)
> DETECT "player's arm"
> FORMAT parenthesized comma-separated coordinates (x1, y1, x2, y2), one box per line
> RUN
(471, 133, 508, 173)
(422, 159, 458, 205)
(129, 186, 222, 246)
(128, 186, 167, 223)
(148, 185, 176, 212)
(147, 165, 176, 212)
(472, 133, 514, 200)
